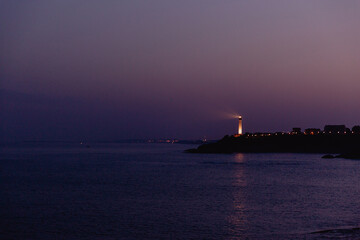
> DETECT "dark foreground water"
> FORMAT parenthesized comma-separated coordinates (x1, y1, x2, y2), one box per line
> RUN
(1, 142, 360, 239)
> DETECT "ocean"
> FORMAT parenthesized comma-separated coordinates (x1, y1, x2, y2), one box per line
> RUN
(1, 142, 360, 239)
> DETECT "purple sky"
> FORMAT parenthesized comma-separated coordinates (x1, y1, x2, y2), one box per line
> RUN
(1, 1, 360, 141)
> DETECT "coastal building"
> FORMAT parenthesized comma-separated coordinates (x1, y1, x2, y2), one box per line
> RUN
(291, 128, 302, 135)
(324, 125, 346, 134)
(305, 128, 321, 135)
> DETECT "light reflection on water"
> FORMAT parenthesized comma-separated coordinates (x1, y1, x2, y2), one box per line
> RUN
(234, 153, 245, 163)
(227, 153, 247, 239)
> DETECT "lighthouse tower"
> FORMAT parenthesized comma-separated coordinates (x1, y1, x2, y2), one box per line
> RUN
(238, 116, 242, 135)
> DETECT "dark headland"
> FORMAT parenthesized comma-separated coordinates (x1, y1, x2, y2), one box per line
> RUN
(187, 125, 360, 159)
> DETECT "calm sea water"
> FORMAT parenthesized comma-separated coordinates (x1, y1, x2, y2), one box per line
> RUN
(1, 142, 360, 239)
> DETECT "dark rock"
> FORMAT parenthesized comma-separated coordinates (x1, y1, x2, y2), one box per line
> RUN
(184, 148, 198, 153)
(322, 154, 335, 159)
(187, 134, 360, 154)
(336, 153, 360, 159)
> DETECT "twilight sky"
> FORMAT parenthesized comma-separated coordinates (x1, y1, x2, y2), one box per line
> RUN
(1, 0, 360, 141)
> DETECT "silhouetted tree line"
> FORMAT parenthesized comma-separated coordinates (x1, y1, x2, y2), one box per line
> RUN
(352, 125, 360, 133)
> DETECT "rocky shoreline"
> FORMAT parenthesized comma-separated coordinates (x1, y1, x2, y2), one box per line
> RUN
(186, 134, 360, 159)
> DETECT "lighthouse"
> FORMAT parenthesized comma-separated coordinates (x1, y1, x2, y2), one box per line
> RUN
(238, 116, 242, 135)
